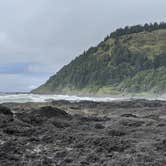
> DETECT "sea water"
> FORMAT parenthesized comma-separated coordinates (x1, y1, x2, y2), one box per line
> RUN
(0, 93, 165, 104)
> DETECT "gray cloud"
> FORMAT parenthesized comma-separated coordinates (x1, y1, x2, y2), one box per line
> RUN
(0, 73, 47, 92)
(0, 0, 165, 91)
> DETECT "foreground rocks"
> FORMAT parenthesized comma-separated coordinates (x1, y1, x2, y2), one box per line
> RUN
(0, 99, 166, 166)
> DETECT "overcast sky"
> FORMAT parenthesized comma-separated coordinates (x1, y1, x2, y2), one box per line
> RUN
(0, 0, 165, 92)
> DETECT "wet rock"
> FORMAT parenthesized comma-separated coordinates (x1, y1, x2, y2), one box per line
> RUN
(32, 106, 71, 119)
(80, 161, 89, 165)
(119, 119, 144, 127)
(0, 99, 165, 165)
(86, 153, 98, 163)
(107, 129, 126, 137)
(0, 105, 13, 116)
(16, 112, 44, 125)
(144, 114, 159, 120)
(86, 137, 131, 153)
(64, 157, 73, 163)
(80, 116, 108, 122)
(27, 136, 40, 142)
(0, 141, 25, 161)
(0, 106, 13, 127)
(121, 114, 138, 118)
(95, 123, 105, 129)
(3, 125, 35, 136)
(52, 100, 71, 105)
(51, 119, 70, 128)
(41, 134, 55, 143)
(155, 139, 166, 151)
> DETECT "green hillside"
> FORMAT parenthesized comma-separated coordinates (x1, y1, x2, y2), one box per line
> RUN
(33, 23, 166, 95)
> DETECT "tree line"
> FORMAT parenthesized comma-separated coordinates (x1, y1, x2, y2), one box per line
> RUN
(104, 22, 166, 39)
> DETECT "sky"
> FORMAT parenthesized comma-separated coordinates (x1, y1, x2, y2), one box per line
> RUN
(0, 0, 165, 92)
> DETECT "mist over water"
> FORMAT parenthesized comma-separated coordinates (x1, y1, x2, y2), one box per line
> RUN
(0, 93, 166, 104)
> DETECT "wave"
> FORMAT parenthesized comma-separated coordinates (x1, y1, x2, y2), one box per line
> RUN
(0, 94, 127, 103)
(0, 93, 166, 104)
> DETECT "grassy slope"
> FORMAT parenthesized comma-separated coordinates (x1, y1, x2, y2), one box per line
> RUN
(33, 29, 166, 95)
(120, 29, 166, 58)
(118, 67, 166, 94)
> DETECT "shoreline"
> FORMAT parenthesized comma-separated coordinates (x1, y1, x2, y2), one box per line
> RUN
(0, 93, 166, 105)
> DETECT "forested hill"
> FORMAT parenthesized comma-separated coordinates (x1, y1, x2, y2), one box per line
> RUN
(33, 23, 166, 95)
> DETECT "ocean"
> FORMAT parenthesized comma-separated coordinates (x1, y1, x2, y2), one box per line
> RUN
(0, 93, 166, 104)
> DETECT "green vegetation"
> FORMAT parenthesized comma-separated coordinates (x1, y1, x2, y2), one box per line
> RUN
(110, 22, 166, 38)
(119, 67, 166, 93)
(33, 23, 166, 95)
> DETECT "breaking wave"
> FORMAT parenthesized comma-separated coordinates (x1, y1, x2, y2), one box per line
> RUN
(0, 93, 166, 104)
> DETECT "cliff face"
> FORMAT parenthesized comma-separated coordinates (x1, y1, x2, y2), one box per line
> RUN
(33, 23, 166, 95)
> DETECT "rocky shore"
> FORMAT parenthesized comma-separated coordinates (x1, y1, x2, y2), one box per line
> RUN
(0, 99, 166, 166)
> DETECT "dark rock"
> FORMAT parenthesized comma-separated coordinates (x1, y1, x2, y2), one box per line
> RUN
(55, 150, 67, 158)
(0, 106, 13, 128)
(86, 137, 130, 153)
(155, 139, 166, 151)
(28, 136, 40, 142)
(95, 123, 105, 129)
(16, 112, 44, 125)
(107, 129, 126, 137)
(52, 100, 71, 105)
(64, 157, 73, 163)
(80, 161, 89, 165)
(121, 114, 138, 118)
(3, 126, 35, 136)
(0, 105, 13, 116)
(0, 100, 165, 165)
(86, 153, 98, 162)
(52, 120, 70, 128)
(119, 119, 144, 127)
(41, 135, 54, 143)
(80, 116, 108, 122)
(33, 106, 71, 119)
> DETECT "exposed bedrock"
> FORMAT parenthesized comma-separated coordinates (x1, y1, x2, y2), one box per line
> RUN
(0, 100, 165, 166)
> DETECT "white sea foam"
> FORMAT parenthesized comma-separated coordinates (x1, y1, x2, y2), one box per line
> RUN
(0, 93, 165, 104)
